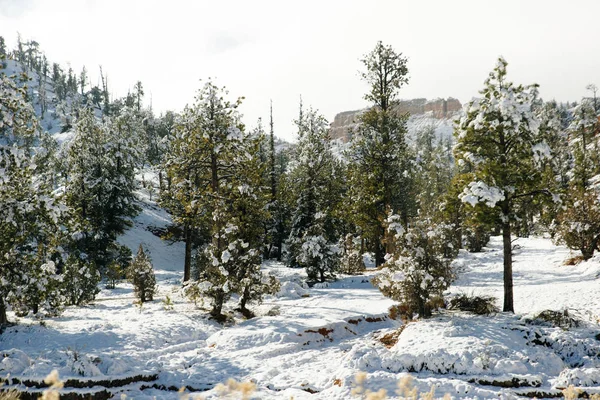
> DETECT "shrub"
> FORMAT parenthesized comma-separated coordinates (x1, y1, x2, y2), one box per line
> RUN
(62, 254, 100, 306)
(464, 224, 491, 252)
(527, 309, 581, 329)
(127, 245, 156, 303)
(297, 216, 340, 283)
(372, 216, 455, 318)
(105, 261, 123, 289)
(556, 188, 600, 260)
(447, 293, 499, 315)
(340, 234, 365, 274)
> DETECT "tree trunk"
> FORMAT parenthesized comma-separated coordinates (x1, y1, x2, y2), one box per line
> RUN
(158, 170, 164, 192)
(183, 224, 192, 283)
(240, 287, 248, 312)
(0, 299, 7, 326)
(581, 245, 594, 261)
(502, 221, 514, 312)
(239, 286, 255, 319)
(211, 290, 225, 321)
(276, 222, 283, 261)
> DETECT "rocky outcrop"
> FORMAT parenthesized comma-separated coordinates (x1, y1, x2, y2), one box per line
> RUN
(330, 98, 461, 143)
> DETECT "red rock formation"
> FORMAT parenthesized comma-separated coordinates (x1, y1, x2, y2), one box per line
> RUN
(329, 98, 462, 143)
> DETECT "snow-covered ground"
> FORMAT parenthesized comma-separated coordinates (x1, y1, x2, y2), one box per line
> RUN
(1, 189, 600, 399)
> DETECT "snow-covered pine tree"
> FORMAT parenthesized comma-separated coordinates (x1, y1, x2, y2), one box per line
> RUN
(297, 213, 340, 282)
(534, 100, 571, 237)
(103, 106, 142, 236)
(286, 106, 341, 282)
(556, 99, 600, 259)
(64, 105, 140, 272)
(161, 82, 238, 283)
(346, 41, 415, 267)
(262, 102, 288, 260)
(454, 57, 549, 312)
(372, 216, 455, 319)
(127, 245, 156, 303)
(168, 80, 279, 320)
(413, 124, 455, 216)
(0, 64, 63, 324)
(61, 254, 100, 306)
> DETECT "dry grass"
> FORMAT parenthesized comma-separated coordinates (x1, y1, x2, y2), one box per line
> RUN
(378, 324, 408, 349)
(447, 293, 499, 315)
(564, 255, 585, 266)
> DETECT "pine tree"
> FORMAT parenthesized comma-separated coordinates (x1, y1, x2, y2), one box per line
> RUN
(61, 254, 100, 306)
(414, 124, 455, 216)
(0, 67, 62, 324)
(347, 41, 414, 267)
(454, 57, 548, 312)
(340, 234, 364, 274)
(263, 101, 287, 260)
(64, 106, 140, 271)
(0, 36, 6, 57)
(372, 216, 455, 318)
(166, 80, 278, 320)
(556, 99, 600, 259)
(128, 245, 156, 303)
(162, 80, 244, 283)
(534, 101, 571, 236)
(286, 106, 342, 282)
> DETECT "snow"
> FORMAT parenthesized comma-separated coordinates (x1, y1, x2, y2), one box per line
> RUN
(460, 181, 505, 208)
(1, 187, 600, 398)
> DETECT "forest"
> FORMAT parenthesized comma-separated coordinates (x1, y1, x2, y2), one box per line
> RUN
(1, 34, 599, 327)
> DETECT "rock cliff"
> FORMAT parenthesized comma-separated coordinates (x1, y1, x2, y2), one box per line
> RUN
(330, 97, 462, 143)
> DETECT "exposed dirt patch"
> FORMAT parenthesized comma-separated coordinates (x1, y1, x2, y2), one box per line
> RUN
(378, 325, 407, 349)
(305, 327, 334, 339)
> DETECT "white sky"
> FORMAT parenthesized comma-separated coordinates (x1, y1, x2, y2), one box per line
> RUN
(1, 0, 599, 141)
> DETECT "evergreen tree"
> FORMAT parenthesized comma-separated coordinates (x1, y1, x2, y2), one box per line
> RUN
(166, 80, 278, 320)
(286, 106, 342, 282)
(64, 106, 140, 271)
(61, 254, 100, 306)
(339, 234, 364, 275)
(0, 36, 6, 57)
(263, 102, 288, 260)
(347, 41, 414, 267)
(373, 216, 455, 318)
(79, 66, 88, 97)
(454, 57, 548, 312)
(534, 101, 571, 236)
(556, 99, 600, 259)
(128, 245, 156, 303)
(0, 67, 62, 324)
(414, 124, 455, 216)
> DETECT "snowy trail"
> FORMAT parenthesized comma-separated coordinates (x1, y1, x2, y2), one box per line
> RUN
(451, 236, 600, 316)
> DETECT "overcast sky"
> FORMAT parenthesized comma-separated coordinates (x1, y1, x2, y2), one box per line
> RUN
(1, 0, 599, 140)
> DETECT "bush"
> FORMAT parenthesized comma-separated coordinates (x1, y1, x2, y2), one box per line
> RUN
(556, 188, 600, 260)
(372, 216, 455, 318)
(527, 309, 581, 329)
(105, 261, 124, 289)
(340, 234, 365, 274)
(62, 254, 100, 306)
(296, 214, 340, 283)
(447, 293, 499, 315)
(464, 224, 491, 252)
(127, 245, 156, 303)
